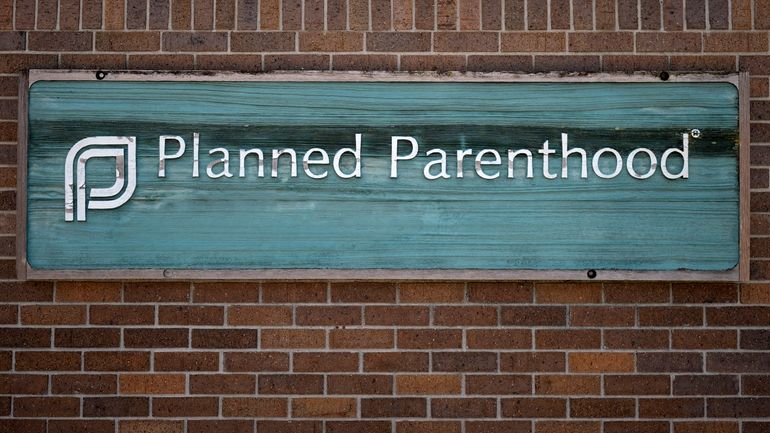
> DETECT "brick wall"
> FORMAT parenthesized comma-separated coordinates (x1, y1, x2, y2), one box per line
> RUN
(1, 0, 770, 432)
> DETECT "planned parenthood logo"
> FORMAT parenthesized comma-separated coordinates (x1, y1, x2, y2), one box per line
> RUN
(64, 136, 136, 222)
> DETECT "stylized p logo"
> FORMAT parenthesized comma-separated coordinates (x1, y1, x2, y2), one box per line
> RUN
(64, 136, 137, 222)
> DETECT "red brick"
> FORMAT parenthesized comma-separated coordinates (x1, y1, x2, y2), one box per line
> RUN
(434, 306, 497, 326)
(640, 306, 702, 326)
(53, 374, 116, 395)
(0, 420, 45, 433)
(595, 0, 616, 29)
(742, 330, 770, 350)
(570, 398, 635, 417)
(230, 32, 295, 52)
(257, 421, 322, 433)
(639, 398, 704, 418)
(367, 32, 431, 52)
(674, 422, 738, 433)
(161, 31, 227, 51)
(707, 306, 770, 326)
(159, 305, 223, 325)
(85, 351, 150, 371)
(28, 31, 92, 51)
(192, 329, 257, 349)
(466, 374, 531, 395)
(149, 0, 171, 29)
(299, 32, 363, 52)
(435, 32, 498, 52)
(330, 329, 393, 349)
(604, 375, 670, 395)
(221, 397, 287, 417)
(501, 397, 565, 417)
(262, 282, 326, 303)
(21, 305, 85, 325)
(604, 282, 670, 303)
(400, 55, 467, 72)
(0, 328, 49, 347)
(261, 329, 325, 349)
(605, 422, 668, 433)
(604, 329, 669, 349)
(325, 52, 378, 69)
(501, 352, 565, 372)
(349, 0, 369, 30)
(129, 54, 195, 69)
(365, 352, 429, 372)
(83, 397, 149, 417)
(190, 374, 255, 394)
(293, 397, 356, 417)
(97, 32, 160, 51)
(459, 0, 480, 29)
(53, 420, 118, 433)
(466, 282, 533, 303)
(707, 353, 770, 373)
(104, 0, 125, 29)
(331, 282, 397, 303)
(304, 0, 325, 30)
(467, 55, 533, 72)
(398, 329, 461, 349)
(570, 306, 634, 326)
(224, 352, 289, 372)
(0, 374, 48, 394)
(120, 374, 185, 394)
(536, 329, 601, 349)
(396, 374, 461, 395)
(638, 352, 702, 372)
(294, 352, 359, 372)
(663, 0, 684, 29)
(228, 306, 291, 325)
(371, 0, 392, 30)
(672, 330, 736, 349)
(536, 283, 601, 303)
(327, 421, 390, 433)
(60, 54, 127, 69)
(328, 375, 393, 395)
(393, 0, 412, 29)
(709, 397, 770, 417)
(361, 397, 426, 417)
(0, 54, 58, 74)
(56, 328, 121, 348)
(365, 306, 429, 325)
(637, 32, 702, 52)
(400, 421, 462, 433)
(433, 352, 497, 372)
(0, 31, 24, 50)
(297, 306, 360, 325)
(399, 282, 465, 302)
(124, 328, 189, 348)
(187, 420, 254, 433)
(193, 282, 259, 302)
(705, 32, 768, 52)
(153, 397, 218, 417)
(569, 352, 634, 373)
(90, 305, 155, 325)
(501, 306, 566, 326)
(14, 397, 79, 417)
(673, 374, 738, 395)
(260, 0, 280, 29)
(433, 398, 496, 418)
(415, 0, 435, 29)
(569, 32, 634, 52)
(536, 375, 600, 395)
(258, 374, 323, 394)
(536, 422, 600, 433)
(673, 282, 737, 303)
(123, 282, 190, 302)
(467, 329, 531, 349)
(193, 0, 214, 29)
(743, 375, 770, 395)
(57, 282, 121, 302)
(16, 352, 81, 371)
(196, 54, 262, 71)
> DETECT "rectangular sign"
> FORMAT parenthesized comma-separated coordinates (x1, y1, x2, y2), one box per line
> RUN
(19, 71, 747, 280)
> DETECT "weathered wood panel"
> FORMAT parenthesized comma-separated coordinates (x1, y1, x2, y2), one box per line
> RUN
(25, 78, 740, 273)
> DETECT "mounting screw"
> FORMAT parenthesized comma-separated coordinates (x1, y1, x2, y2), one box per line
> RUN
(587, 269, 597, 279)
(163, 269, 171, 278)
(95, 70, 107, 80)
(659, 71, 670, 81)
(690, 129, 701, 139)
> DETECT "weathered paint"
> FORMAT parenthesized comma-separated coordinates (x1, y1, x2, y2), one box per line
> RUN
(25, 79, 740, 272)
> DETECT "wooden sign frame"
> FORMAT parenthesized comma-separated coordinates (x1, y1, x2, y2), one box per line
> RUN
(17, 70, 750, 281)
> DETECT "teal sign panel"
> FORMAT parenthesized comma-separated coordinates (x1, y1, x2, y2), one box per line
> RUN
(24, 76, 740, 274)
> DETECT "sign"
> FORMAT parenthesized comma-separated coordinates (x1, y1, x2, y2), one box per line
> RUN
(19, 71, 747, 280)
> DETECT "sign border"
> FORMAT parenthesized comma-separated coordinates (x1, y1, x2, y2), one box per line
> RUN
(18, 70, 749, 282)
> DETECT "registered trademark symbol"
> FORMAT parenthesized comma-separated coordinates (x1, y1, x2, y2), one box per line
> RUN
(690, 129, 701, 139)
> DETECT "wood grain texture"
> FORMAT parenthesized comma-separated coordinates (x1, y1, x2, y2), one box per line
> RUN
(25, 80, 740, 272)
